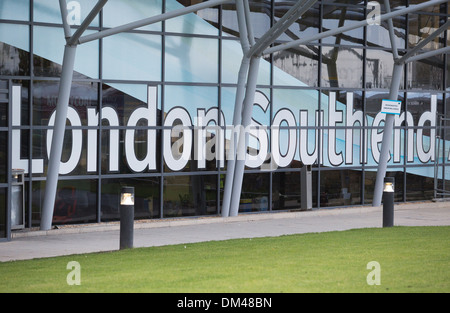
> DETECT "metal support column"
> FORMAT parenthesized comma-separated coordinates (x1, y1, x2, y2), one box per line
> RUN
(221, 0, 251, 217)
(372, 0, 402, 207)
(221, 58, 250, 217)
(229, 56, 261, 217)
(41, 0, 108, 230)
(372, 63, 404, 207)
(40, 45, 77, 230)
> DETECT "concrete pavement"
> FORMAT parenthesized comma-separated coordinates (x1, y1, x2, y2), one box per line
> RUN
(1, 201, 450, 262)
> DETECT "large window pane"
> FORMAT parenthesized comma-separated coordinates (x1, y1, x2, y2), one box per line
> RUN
(163, 175, 217, 217)
(103, 32, 161, 81)
(31, 128, 93, 176)
(320, 170, 361, 207)
(0, 23, 29, 76)
(405, 172, 434, 201)
(101, 177, 160, 222)
(366, 1, 406, 49)
(274, 0, 320, 43)
(407, 13, 445, 90)
(366, 49, 405, 89)
(34, 0, 99, 26)
(33, 26, 99, 79)
(222, 0, 271, 38)
(0, 132, 6, 183)
(272, 171, 301, 211)
(409, 14, 445, 52)
(407, 57, 444, 90)
(0, 80, 7, 128)
(273, 46, 319, 87)
(321, 47, 363, 88)
(54, 179, 97, 224)
(102, 83, 160, 124)
(240, 173, 269, 213)
(0, 0, 29, 21)
(166, 0, 219, 35)
(221, 39, 271, 85)
(32, 179, 98, 225)
(165, 36, 218, 83)
(0, 188, 5, 238)
(322, 4, 364, 46)
(103, 0, 162, 31)
(33, 80, 98, 126)
(0, 42, 30, 76)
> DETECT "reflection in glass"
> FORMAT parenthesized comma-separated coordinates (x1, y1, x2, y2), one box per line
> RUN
(405, 172, 434, 201)
(407, 92, 442, 123)
(34, 0, 99, 26)
(31, 179, 98, 225)
(12, 80, 30, 126)
(321, 47, 363, 88)
(0, 132, 6, 183)
(366, 1, 406, 49)
(447, 55, 450, 91)
(52, 179, 97, 225)
(322, 5, 364, 46)
(240, 173, 269, 213)
(274, 1, 320, 42)
(103, 32, 161, 81)
(102, 84, 159, 125)
(167, 0, 219, 35)
(320, 170, 361, 207)
(366, 21, 406, 50)
(165, 36, 218, 83)
(0, 0, 29, 21)
(33, 81, 98, 126)
(32, 129, 46, 172)
(407, 13, 445, 90)
(221, 0, 271, 38)
(272, 0, 320, 87)
(366, 49, 405, 89)
(101, 178, 160, 221)
(407, 58, 444, 90)
(221, 40, 271, 85)
(33, 27, 99, 79)
(163, 175, 217, 217)
(409, 14, 444, 51)
(272, 171, 301, 211)
(0, 188, 5, 238)
(103, 0, 162, 31)
(273, 46, 319, 87)
(0, 42, 30, 76)
(0, 23, 29, 76)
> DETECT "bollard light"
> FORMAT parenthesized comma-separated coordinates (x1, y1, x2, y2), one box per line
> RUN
(120, 186, 135, 249)
(120, 187, 135, 205)
(382, 177, 394, 228)
(383, 179, 395, 193)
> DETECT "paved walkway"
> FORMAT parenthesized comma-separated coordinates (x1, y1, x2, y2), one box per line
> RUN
(1, 201, 450, 262)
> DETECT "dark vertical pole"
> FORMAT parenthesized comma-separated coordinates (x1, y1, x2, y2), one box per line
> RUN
(382, 177, 394, 227)
(120, 186, 134, 249)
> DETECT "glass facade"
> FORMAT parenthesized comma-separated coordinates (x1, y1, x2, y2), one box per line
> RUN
(0, 0, 449, 233)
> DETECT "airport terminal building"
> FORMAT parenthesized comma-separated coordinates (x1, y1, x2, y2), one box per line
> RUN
(1, 0, 449, 239)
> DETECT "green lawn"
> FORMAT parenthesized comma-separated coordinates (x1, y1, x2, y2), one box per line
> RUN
(0, 226, 449, 293)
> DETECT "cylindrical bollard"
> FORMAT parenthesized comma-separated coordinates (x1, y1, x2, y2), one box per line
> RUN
(120, 186, 135, 249)
(382, 177, 394, 227)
